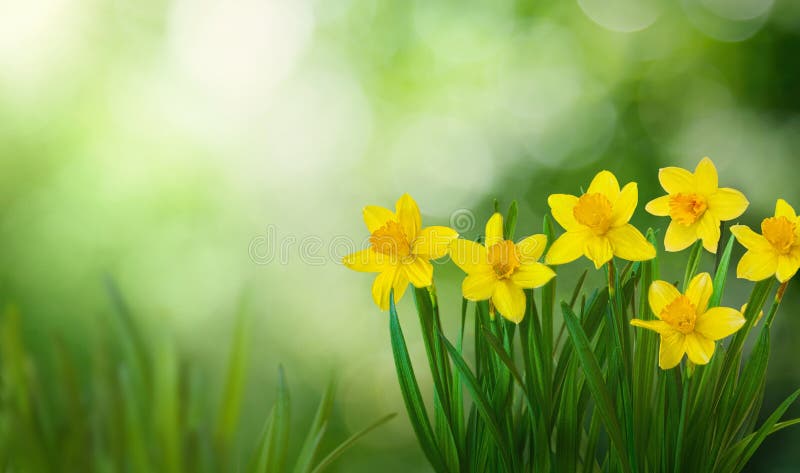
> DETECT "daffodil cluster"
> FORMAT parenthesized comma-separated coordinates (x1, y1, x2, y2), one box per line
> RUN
(344, 157, 795, 370)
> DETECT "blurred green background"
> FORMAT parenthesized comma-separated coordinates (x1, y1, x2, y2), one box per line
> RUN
(1, 0, 799, 470)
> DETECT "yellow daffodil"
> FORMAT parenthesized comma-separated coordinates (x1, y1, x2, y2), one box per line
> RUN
(731, 199, 800, 282)
(545, 170, 655, 269)
(631, 273, 745, 369)
(645, 157, 748, 253)
(450, 213, 555, 323)
(343, 194, 458, 310)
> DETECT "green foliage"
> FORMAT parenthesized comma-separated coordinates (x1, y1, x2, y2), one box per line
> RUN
(0, 282, 392, 473)
(387, 203, 799, 472)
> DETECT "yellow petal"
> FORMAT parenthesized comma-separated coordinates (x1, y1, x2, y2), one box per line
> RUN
(664, 220, 698, 252)
(649, 280, 680, 318)
(685, 272, 713, 313)
(545, 230, 589, 266)
(485, 213, 504, 247)
(511, 262, 556, 288)
(611, 182, 638, 227)
(450, 239, 490, 274)
(372, 268, 408, 310)
(697, 213, 721, 253)
(395, 194, 421, 241)
(462, 270, 498, 301)
(736, 250, 778, 282)
(548, 194, 581, 231)
(776, 254, 800, 283)
(403, 257, 433, 288)
(492, 280, 526, 323)
(584, 235, 614, 269)
(730, 225, 771, 252)
(659, 166, 695, 194)
(645, 195, 671, 217)
(630, 319, 673, 334)
(694, 157, 718, 195)
(775, 198, 797, 219)
(658, 331, 686, 369)
(517, 234, 548, 262)
(412, 226, 459, 259)
(607, 224, 656, 262)
(707, 188, 748, 221)
(393, 270, 410, 305)
(685, 333, 715, 365)
(694, 307, 745, 341)
(587, 170, 620, 201)
(363, 206, 396, 233)
(343, 249, 392, 273)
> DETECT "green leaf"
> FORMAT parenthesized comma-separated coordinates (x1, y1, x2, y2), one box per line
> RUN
(682, 240, 704, 291)
(153, 338, 183, 473)
(293, 381, 336, 473)
(309, 414, 397, 473)
(388, 292, 449, 473)
(270, 366, 291, 473)
(248, 407, 276, 473)
(722, 388, 800, 473)
(412, 287, 460, 471)
(710, 233, 736, 307)
(719, 328, 771, 451)
(504, 200, 518, 240)
(560, 302, 631, 473)
(439, 331, 515, 472)
(480, 326, 533, 412)
(555, 359, 579, 473)
(713, 279, 774, 412)
(215, 296, 251, 449)
(247, 367, 290, 473)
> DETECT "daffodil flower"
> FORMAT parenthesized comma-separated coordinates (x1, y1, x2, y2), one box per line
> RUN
(631, 273, 745, 369)
(449, 213, 555, 323)
(545, 170, 655, 269)
(343, 194, 458, 310)
(645, 157, 748, 253)
(731, 199, 800, 282)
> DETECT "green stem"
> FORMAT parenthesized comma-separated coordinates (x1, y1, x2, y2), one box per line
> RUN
(606, 260, 638, 473)
(765, 280, 789, 328)
(714, 222, 726, 274)
(674, 362, 693, 472)
(683, 240, 704, 291)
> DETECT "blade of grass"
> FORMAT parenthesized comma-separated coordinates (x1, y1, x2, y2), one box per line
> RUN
(709, 233, 735, 307)
(293, 381, 336, 473)
(388, 291, 448, 473)
(504, 200, 518, 240)
(308, 413, 397, 473)
(439, 331, 515, 472)
(723, 388, 800, 473)
(561, 302, 631, 473)
(215, 294, 251, 453)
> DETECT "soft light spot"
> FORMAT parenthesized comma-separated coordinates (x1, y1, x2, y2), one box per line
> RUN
(577, 0, 662, 33)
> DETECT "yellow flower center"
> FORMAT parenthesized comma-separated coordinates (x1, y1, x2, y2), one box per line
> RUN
(487, 240, 520, 279)
(370, 221, 411, 259)
(660, 295, 697, 334)
(573, 193, 613, 235)
(668, 193, 708, 225)
(761, 216, 796, 255)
